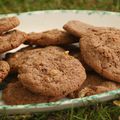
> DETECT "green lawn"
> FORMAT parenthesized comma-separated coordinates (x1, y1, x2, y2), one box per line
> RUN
(0, 0, 120, 120)
(0, 0, 120, 14)
(1, 102, 120, 120)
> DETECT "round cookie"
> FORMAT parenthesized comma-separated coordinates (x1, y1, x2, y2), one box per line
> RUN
(26, 29, 79, 46)
(6, 46, 65, 72)
(2, 81, 63, 105)
(80, 27, 120, 82)
(0, 61, 10, 83)
(0, 16, 20, 34)
(69, 72, 120, 98)
(0, 30, 27, 54)
(18, 46, 86, 97)
(63, 20, 96, 37)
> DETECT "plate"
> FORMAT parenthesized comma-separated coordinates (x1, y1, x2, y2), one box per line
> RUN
(0, 10, 120, 114)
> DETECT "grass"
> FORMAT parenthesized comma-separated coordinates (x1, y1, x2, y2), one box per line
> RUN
(0, 0, 120, 14)
(0, 0, 120, 120)
(1, 102, 120, 120)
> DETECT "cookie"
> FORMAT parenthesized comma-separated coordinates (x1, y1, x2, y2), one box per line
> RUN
(0, 61, 10, 83)
(69, 72, 120, 98)
(6, 46, 65, 72)
(18, 46, 86, 97)
(0, 16, 20, 34)
(6, 47, 39, 72)
(63, 20, 96, 37)
(26, 29, 79, 46)
(2, 81, 63, 105)
(80, 27, 120, 82)
(0, 30, 27, 54)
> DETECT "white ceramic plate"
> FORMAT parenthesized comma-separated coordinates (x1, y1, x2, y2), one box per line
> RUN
(0, 10, 120, 114)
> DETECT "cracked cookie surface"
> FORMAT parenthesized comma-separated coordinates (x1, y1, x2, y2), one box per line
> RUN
(18, 46, 86, 97)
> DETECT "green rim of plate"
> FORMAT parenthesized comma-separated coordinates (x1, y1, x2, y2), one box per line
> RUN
(0, 10, 120, 110)
(1, 89, 120, 110)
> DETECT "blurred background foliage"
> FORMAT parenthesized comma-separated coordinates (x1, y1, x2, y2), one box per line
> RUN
(0, 0, 119, 14)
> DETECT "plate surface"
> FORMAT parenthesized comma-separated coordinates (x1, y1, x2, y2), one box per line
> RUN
(0, 10, 120, 114)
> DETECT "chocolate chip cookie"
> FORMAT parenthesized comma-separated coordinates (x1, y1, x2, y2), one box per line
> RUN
(0, 16, 20, 34)
(2, 81, 63, 105)
(69, 72, 120, 98)
(0, 30, 27, 54)
(18, 46, 86, 97)
(26, 29, 79, 46)
(0, 61, 10, 83)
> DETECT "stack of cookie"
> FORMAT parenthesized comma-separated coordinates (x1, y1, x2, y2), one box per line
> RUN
(1, 16, 86, 105)
(0, 17, 27, 84)
(64, 20, 120, 98)
(1, 16, 120, 105)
